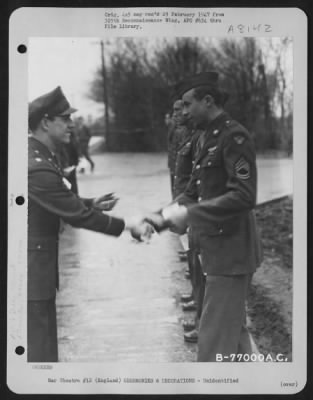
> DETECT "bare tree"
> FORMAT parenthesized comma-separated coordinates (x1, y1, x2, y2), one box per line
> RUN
(87, 37, 292, 152)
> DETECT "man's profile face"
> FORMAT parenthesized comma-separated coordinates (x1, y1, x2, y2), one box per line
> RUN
(172, 100, 184, 125)
(182, 89, 208, 127)
(47, 115, 74, 145)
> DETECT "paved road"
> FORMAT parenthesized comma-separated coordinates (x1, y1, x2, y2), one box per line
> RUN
(56, 153, 292, 362)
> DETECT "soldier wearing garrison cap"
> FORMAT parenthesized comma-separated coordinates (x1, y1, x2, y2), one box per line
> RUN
(173, 121, 204, 342)
(146, 72, 262, 361)
(167, 82, 194, 198)
(28, 86, 153, 362)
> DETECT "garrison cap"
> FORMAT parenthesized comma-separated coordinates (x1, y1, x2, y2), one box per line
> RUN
(29, 86, 77, 129)
(169, 80, 184, 104)
(177, 71, 229, 105)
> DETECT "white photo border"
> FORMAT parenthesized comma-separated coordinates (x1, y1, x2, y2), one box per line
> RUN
(7, 7, 307, 395)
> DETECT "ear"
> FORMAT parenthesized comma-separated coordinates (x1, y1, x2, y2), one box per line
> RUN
(203, 94, 214, 107)
(40, 117, 50, 131)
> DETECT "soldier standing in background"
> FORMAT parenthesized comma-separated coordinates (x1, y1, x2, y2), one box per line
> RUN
(59, 130, 80, 194)
(167, 100, 190, 198)
(173, 125, 204, 343)
(76, 116, 95, 172)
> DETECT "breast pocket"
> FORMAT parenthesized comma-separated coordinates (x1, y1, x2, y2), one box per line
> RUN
(200, 149, 221, 169)
(177, 143, 193, 175)
(198, 152, 226, 199)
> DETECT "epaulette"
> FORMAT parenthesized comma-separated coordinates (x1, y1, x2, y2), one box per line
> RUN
(224, 118, 249, 135)
(223, 119, 251, 145)
(28, 150, 56, 172)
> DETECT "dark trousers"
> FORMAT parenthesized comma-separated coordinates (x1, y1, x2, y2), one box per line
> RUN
(170, 173, 175, 199)
(187, 229, 205, 320)
(188, 251, 205, 320)
(81, 145, 95, 170)
(27, 298, 58, 362)
(197, 274, 253, 362)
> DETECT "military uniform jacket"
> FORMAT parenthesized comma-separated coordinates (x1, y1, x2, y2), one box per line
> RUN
(178, 112, 262, 276)
(173, 130, 200, 199)
(168, 124, 189, 174)
(28, 137, 125, 301)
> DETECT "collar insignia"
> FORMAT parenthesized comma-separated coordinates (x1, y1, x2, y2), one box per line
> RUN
(207, 145, 217, 155)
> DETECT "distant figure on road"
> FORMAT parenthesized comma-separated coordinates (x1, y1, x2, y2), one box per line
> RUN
(76, 116, 95, 173)
(59, 130, 80, 194)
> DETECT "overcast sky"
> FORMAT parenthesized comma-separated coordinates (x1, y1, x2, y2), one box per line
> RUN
(28, 37, 292, 120)
(28, 38, 104, 119)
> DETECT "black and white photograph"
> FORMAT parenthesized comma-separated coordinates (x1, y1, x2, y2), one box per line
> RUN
(7, 7, 307, 395)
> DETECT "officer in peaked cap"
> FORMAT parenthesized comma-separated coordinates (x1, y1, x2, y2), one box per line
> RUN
(27, 87, 152, 362)
(28, 86, 77, 129)
(146, 71, 262, 361)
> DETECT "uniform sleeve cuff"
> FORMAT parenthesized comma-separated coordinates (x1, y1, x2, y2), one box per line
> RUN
(105, 216, 125, 236)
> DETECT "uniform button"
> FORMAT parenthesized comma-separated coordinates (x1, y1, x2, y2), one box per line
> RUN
(207, 161, 212, 166)
(196, 180, 200, 185)
(48, 158, 52, 161)
(192, 161, 195, 165)
(198, 197, 202, 202)
(213, 129, 219, 135)
(195, 165, 200, 169)
(219, 229, 223, 234)
(37, 245, 41, 249)
(225, 120, 231, 125)
(34, 150, 39, 154)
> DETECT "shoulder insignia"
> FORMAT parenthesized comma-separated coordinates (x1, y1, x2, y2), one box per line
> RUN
(235, 156, 250, 180)
(233, 135, 246, 145)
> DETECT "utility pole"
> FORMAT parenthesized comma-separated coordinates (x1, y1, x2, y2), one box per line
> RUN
(100, 40, 110, 149)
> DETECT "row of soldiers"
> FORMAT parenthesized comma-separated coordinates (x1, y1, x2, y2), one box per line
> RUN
(166, 98, 203, 343)
(159, 71, 262, 359)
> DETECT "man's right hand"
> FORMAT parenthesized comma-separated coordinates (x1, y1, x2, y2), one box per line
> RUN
(124, 216, 154, 242)
(144, 212, 168, 233)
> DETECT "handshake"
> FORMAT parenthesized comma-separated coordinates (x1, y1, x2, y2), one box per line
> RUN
(125, 203, 189, 242)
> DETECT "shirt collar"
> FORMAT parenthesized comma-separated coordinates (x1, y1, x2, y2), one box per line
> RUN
(206, 111, 229, 131)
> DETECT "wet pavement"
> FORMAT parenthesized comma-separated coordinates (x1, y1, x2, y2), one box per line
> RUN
(56, 153, 292, 362)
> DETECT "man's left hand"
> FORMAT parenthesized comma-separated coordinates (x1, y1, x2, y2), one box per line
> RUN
(92, 193, 119, 211)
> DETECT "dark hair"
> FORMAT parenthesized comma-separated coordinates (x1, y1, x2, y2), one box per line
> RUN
(29, 116, 42, 132)
(193, 85, 227, 107)
(28, 114, 56, 132)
